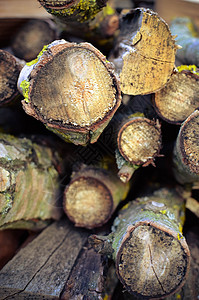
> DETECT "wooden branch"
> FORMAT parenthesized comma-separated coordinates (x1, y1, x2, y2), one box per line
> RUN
(0, 49, 24, 106)
(11, 19, 59, 62)
(153, 65, 199, 124)
(89, 188, 190, 299)
(170, 17, 199, 66)
(117, 114, 162, 166)
(63, 163, 130, 229)
(0, 132, 62, 230)
(173, 109, 199, 185)
(18, 40, 121, 146)
(37, 0, 108, 23)
(0, 219, 89, 299)
(109, 7, 178, 95)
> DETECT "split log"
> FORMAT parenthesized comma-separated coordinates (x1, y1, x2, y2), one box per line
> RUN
(11, 19, 59, 62)
(89, 188, 190, 299)
(116, 112, 162, 182)
(60, 243, 109, 299)
(109, 7, 178, 95)
(173, 109, 199, 185)
(17, 40, 121, 146)
(0, 219, 90, 299)
(0, 132, 62, 230)
(153, 65, 199, 124)
(63, 163, 130, 229)
(0, 49, 24, 106)
(170, 17, 199, 66)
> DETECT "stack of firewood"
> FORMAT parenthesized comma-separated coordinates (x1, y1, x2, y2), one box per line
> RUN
(0, 0, 199, 299)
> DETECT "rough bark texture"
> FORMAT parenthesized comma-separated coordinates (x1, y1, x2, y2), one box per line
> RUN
(153, 66, 199, 124)
(0, 132, 62, 230)
(170, 17, 199, 67)
(109, 7, 177, 95)
(11, 19, 59, 62)
(0, 49, 24, 106)
(18, 40, 121, 146)
(0, 219, 89, 299)
(38, 0, 108, 23)
(89, 188, 190, 299)
(173, 109, 199, 185)
(63, 163, 130, 229)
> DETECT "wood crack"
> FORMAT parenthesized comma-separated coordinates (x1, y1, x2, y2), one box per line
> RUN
(148, 244, 166, 294)
(2, 231, 70, 300)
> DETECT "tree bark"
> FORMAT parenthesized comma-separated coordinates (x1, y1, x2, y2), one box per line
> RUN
(63, 163, 130, 229)
(109, 7, 178, 95)
(153, 66, 199, 125)
(18, 40, 121, 146)
(11, 19, 59, 62)
(89, 188, 190, 299)
(173, 109, 199, 185)
(0, 49, 24, 106)
(170, 17, 199, 66)
(0, 132, 62, 230)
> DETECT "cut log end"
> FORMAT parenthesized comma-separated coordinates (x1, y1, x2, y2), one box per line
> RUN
(0, 50, 22, 105)
(111, 8, 177, 95)
(116, 223, 190, 299)
(117, 118, 161, 165)
(179, 110, 199, 174)
(63, 176, 113, 229)
(21, 41, 121, 145)
(153, 70, 199, 124)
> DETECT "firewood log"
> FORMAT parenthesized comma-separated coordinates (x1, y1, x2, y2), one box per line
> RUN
(153, 65, 199, 125)
(37, 0, 119, 48)
(170, 17, 199, 67)
(11, 19, 59, 62)
(116, 112, 162, 182)
(0, 132, 62, 230)
(63, 162, 130, 229)
(0, 219, 90, 299)
(89, 188, 190, 299)
(109, 7, 178, 95)
(0, 49, 24, 106)
(17, 40, 121, 146)
(173, 109, 199, 185)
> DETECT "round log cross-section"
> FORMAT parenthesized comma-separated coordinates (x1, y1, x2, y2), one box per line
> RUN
(173, 109, 199, 184)
(153, 68, 199, 124)
(18, 40, 121, 145)
(117, 117, 162, 166)
(63, 165, 129, 229)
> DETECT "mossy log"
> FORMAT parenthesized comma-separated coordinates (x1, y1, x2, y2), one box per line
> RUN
(173, 109, 199, 185)
(37, 0, 119, 47)
(38, 0, 108, 23)
(116, 113, 162, 182)
(109, 7, 178, 95)
(0, 132, 62, 230)
(89, 188, 190, 299)
(153, 65, 199, 124)
(11, 19, 59, 62)
(18, 40, 121, 146)
(0, 49, 24, 106)
(170, 17, 199, 66)
(63, 163, 130, 229)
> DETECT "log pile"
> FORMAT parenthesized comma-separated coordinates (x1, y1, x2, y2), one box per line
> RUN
(0, 0, 199, 299)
